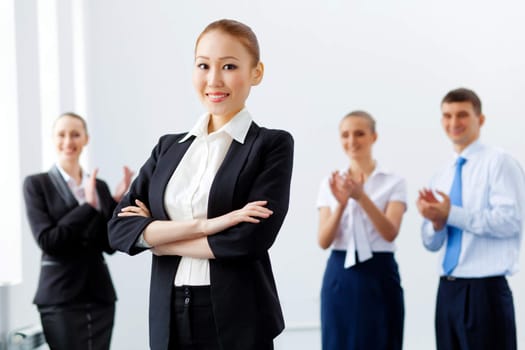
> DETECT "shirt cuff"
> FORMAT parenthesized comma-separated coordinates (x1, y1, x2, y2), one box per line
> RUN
(423, 223, 447, 240)
(447, 205, 468, 229)
(135, 232, 152, 249)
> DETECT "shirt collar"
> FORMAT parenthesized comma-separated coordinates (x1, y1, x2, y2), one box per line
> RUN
(450, 139, 484, 165)
(340, 160, 392, 178)
(55, 163, 87, 187)
(179, 108, 253, 144)
(369, 161, 393, 178)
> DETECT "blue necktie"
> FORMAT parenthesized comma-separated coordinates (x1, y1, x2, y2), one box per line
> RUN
(442, 156, 467, 275)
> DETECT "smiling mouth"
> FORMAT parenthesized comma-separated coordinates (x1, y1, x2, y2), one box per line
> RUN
(206, 93, 229, 102)
(450, 129, 464, 135)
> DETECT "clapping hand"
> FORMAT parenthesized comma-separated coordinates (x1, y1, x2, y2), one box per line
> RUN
(416, 188, 450, 231)
(329, 171, 365, 205)
(113, 166, 134, 202)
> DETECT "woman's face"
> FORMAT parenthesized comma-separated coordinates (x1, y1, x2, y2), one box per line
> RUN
(339, 116, 377, 160)
(53, 116, 88, 164)
(193, 30, 263, 121)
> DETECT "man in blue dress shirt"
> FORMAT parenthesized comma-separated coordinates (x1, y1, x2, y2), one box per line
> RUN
(417, 87, 525, 350)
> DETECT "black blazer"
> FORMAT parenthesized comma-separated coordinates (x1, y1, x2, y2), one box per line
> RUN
(23, 166, 117, 306)
(108, 122, 294, 350)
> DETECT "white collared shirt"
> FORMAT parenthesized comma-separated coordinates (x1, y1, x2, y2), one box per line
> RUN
(55, 164, 99, 209)
(316, 163, 407, 254)
(165, 108, 252, 286)
(421, 140, 525, 277)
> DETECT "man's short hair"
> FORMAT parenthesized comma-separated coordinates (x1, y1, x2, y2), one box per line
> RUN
(441, 88, 482, 115)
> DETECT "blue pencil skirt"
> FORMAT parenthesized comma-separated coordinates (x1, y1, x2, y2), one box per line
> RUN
(321, 251, 404, 350)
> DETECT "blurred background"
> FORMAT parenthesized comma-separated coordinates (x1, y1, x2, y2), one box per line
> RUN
(1, 0, 524, 349)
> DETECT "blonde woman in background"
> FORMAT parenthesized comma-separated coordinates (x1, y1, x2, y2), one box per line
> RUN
(317, 110, 406, 350)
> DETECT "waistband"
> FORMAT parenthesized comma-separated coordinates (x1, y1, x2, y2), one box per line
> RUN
(440, 275, 505, 282)
(172, 285, 212, 307)
(331, 250, 394, 257)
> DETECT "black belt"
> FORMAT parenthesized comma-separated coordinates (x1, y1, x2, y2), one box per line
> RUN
(440, 275, 505, 282)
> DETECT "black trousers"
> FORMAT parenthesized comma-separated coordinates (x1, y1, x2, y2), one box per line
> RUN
(436, 276, 516, 350)
(38, 302, 115, 350)
(169, 286, 220, 350)
(168, 285, 274, 350)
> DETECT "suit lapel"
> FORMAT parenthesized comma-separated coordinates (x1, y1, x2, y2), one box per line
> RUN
(150, 135, 195, 219)
(95, 180, 112, 217)
(208, 122, 260, 217)
(48, 165, 78, 208)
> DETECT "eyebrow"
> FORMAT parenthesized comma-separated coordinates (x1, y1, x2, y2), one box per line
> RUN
(195, 55, 240, 61)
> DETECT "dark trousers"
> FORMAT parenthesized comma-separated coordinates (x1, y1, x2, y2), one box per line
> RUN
(436, 276, 516, 350)
(169, 286, 221, 350)
(38, 302, 115, 350)
(169, 285, 274, 350)
(321, 251, 404, 350)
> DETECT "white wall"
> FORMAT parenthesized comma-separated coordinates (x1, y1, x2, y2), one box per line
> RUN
(9, 0, 43, 336)
(8, 1, 525, 349)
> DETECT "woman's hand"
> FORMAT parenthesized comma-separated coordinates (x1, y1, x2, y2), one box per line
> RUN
(118, 199, 151, 218)
(85, 168, 99, 208)
(344, 172, 365, 201)
(202, 200, 273, 236)
(226, 200, 273, 225)
(329, 171, 353, 205)
(113, 166, 134, 202)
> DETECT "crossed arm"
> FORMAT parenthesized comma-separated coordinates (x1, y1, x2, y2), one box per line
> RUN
(119, 199, 272, 258)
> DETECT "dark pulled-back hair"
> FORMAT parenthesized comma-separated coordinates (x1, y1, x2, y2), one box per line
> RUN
(195, 19, 260, 66)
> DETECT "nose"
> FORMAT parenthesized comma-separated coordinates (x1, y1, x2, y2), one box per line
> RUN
(207, 67, 223, 87)
(64, 135, 74, 146)
(450, 115, 460, 127)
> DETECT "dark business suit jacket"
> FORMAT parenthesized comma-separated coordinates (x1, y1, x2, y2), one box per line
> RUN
(23, 166, 117, 306)
(108, 122, 294, 350)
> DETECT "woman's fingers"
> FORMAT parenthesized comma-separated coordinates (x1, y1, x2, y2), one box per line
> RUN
(118, 204, 151, 217)
(118, 211, 141, 217)
(243, 217, 261, 223)
(245, 200, 268, 207)
(135, 199, 151, 214)
(246, 206, 273, 216)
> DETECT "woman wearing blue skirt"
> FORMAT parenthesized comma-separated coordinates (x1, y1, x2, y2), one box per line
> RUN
(317, 110, 406, 350)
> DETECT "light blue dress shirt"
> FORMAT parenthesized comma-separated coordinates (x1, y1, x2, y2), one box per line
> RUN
(421, 140, 525, 277)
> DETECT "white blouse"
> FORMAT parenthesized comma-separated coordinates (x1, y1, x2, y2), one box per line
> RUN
(56, 164, 100, 210)
(164, 108, 252, 286)
(317, 163, 407, 265)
